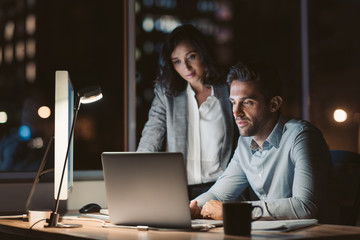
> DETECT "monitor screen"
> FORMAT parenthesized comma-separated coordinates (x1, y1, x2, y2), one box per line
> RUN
(54, 71, 74, 200)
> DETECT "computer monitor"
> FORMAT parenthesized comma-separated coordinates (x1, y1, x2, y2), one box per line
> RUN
(54, 71, 74, 200)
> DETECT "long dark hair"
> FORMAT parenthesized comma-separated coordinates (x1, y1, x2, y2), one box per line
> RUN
(156, 24, 221, 97)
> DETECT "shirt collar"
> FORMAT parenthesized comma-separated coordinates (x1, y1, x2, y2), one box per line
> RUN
(186, 83, 195, 96)
(186, 83, 214, 96)
(249, 114, 288, 151)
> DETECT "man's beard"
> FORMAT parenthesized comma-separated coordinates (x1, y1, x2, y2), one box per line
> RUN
(235, 117, 257, 136)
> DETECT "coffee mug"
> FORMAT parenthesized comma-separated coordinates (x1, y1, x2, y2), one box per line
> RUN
(222, 202, 263, 236)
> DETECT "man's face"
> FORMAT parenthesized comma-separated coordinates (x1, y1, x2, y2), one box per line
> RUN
(229, 81, 272, 137)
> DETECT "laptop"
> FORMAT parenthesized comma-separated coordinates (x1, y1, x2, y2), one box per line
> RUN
(101, 152, 221, 230)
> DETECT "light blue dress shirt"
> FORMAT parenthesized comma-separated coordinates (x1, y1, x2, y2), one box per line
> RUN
(195, 115, 334, 222)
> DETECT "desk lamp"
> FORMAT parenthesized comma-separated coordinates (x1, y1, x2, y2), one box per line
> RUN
(46, 85, 103, 228)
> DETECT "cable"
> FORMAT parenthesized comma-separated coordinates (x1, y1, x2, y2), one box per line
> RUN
(62, 215, 106, 224)
(102, 223, 151, 230)
(25, 218, 47, 240)
(0, 214, 27, 219)
(29, 218, 46, 230)
(101, 223, 213, 232)
(25, 216, 107, 240)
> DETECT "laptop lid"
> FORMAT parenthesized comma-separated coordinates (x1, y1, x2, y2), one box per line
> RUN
(101, 152, 192, 229)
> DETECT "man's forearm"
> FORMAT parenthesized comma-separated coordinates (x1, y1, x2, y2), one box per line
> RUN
(249, 197, 317, 220)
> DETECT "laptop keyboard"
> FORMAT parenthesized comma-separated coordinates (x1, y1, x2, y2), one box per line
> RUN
(85, 209, 223, 229)
(191, 219, 223, 229)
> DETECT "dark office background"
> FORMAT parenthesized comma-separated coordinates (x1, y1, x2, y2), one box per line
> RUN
(0, 0, 359, 173)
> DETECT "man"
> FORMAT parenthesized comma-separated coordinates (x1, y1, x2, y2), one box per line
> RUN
(190, 61, 335, 222)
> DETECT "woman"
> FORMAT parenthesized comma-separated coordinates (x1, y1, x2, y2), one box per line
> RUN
(137, 24, 236, 199)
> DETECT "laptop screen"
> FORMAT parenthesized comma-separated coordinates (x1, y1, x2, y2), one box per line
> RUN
(101, 152, 192, 229)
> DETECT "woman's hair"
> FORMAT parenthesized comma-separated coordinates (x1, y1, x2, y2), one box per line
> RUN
(156, 24, 220, 96)
(226, 61, 283, 101)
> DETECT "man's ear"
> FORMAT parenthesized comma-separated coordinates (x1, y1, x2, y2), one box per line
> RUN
(269, 96, 283, 112)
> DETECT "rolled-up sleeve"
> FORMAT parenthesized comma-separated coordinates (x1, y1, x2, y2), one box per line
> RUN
(195, 146, 249, 207)
(195, 118, 332, 221)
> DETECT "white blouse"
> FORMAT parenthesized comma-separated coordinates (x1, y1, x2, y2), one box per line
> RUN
(186, 83, 225, 185)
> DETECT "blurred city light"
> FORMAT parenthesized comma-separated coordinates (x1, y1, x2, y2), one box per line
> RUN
(0, 111, 8, 123)
(154, 15, 180, 33)
(18, 125, 31, 141)
(142, 16, 155, 32)
(333, 109, 348, 123)
(38, 106, 51, 119)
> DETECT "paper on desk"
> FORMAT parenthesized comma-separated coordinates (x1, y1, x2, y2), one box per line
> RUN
(252, 219, 318, 232)
(80, 208, 110, 221)
(81, 213, 110, 221)
(100, 208, 109, 215)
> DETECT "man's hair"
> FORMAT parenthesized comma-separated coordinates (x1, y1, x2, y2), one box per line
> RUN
(226, 61, 283, 101)
(156, 24, 221, 96)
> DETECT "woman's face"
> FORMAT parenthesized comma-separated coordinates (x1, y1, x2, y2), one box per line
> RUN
(170, 40, 204, 85)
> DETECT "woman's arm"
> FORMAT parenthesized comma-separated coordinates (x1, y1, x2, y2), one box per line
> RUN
(137, 85, 168, 152)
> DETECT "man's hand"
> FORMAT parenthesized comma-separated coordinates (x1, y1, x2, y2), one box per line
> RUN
(190, 200, 201, 219)
(200, 200, 223, 220)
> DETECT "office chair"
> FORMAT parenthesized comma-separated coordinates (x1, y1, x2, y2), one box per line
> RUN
(330, 150, 360, 226)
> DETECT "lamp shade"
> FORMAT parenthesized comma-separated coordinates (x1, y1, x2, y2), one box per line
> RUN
(78, 85, 103, 104)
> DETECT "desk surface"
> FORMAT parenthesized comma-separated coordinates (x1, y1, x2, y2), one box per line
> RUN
(1, 218, 360, 240)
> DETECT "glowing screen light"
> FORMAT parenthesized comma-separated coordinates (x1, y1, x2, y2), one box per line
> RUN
(18, 125, 31, 141)
(38, 106, 51, 119)
(0, 111, 8, 123)
(333, 109, 347, 123)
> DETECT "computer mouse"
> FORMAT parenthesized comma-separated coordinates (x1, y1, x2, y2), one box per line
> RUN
(79, 203, 101, 213)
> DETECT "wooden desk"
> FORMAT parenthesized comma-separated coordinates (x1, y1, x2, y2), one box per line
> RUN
(1, 218, 360, 240)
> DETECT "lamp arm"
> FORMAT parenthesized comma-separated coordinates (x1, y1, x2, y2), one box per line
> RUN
(47, 96, 81, 227)
(25, 136, 54, 212)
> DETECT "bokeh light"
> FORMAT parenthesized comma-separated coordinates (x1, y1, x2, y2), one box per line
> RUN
(4, 21, 15, 40)
(0, 111, 8, 123)
(136, 47, 142, 61)
(154, 15, 180, 33)
(333, 109, 348, 123)
(18, 125, 31, 141)
(142, 16, 154, 32)
(38, 106, 51, 119)
(155, 0, 177, 9)
(31, 137, 44, 149)
(26, 14, 36, 35)
(143, 41, 155, 54)
(142, 0, 154, 8)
